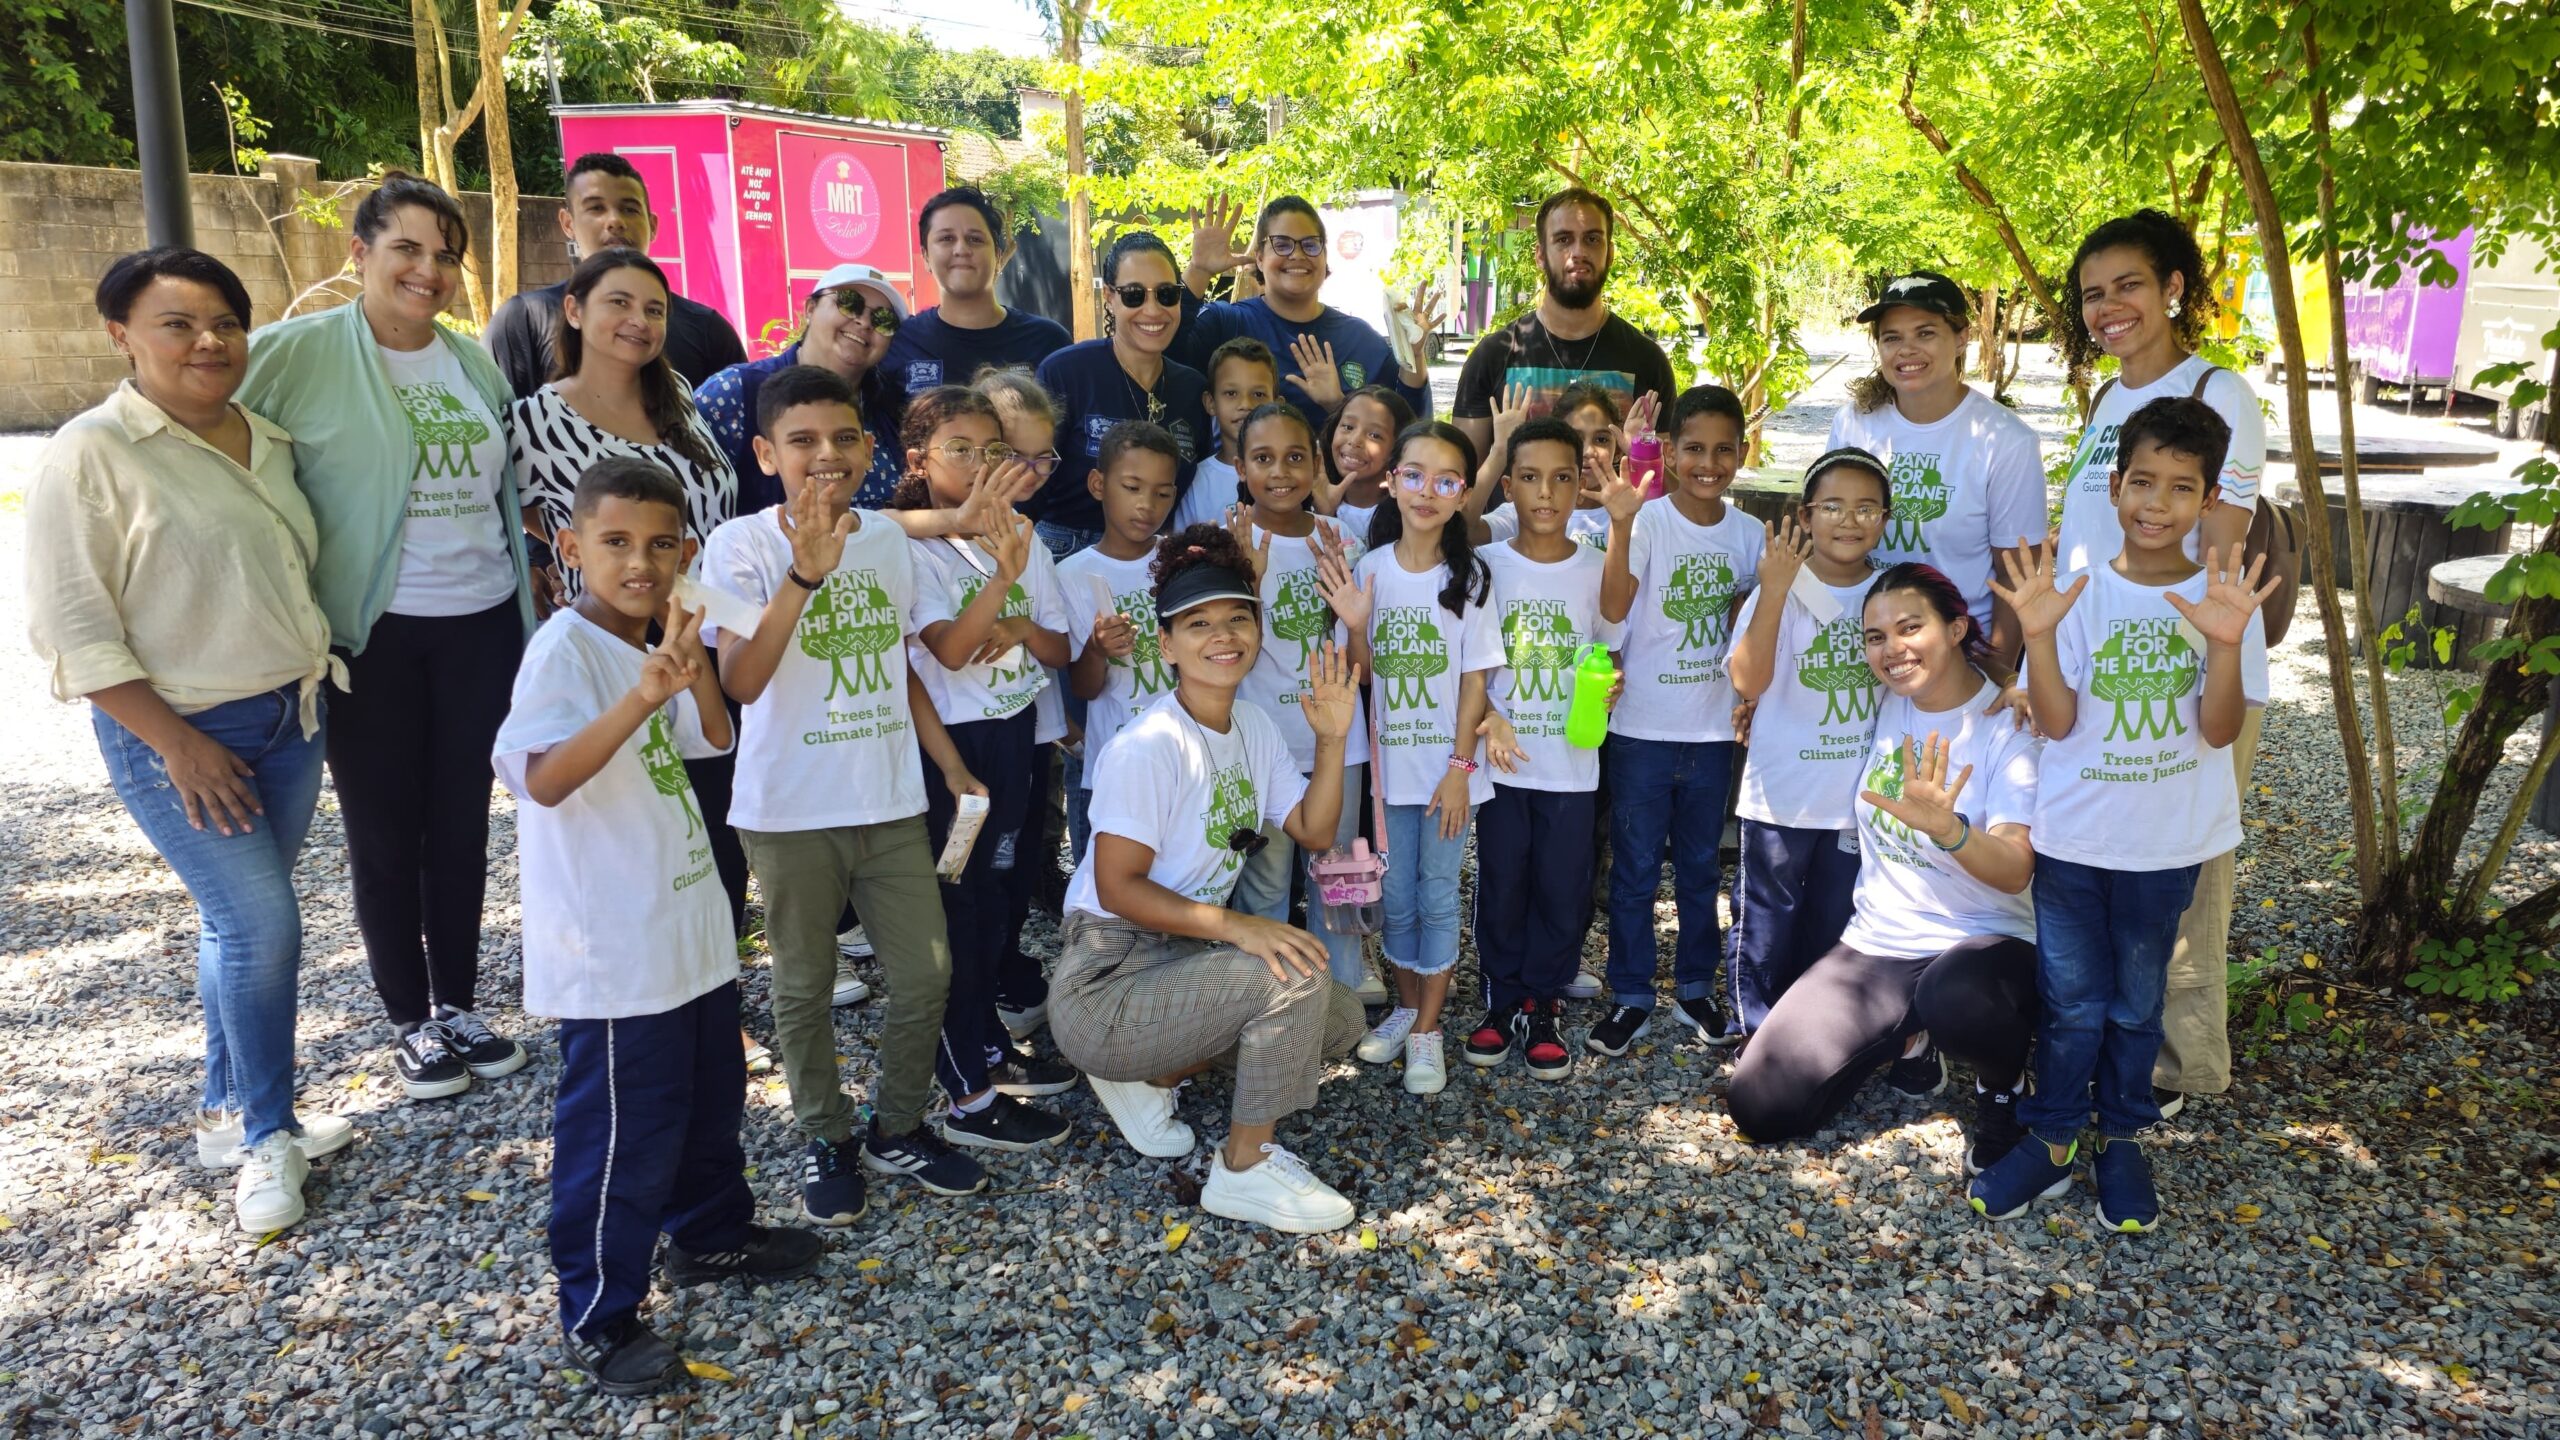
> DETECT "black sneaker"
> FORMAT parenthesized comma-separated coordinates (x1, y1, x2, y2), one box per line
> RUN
(2153, 1086, 2187, 1122)
(1521, 1000, 1573, 1082)
(662, 1223, 825, 1287)
(1966, 1083, 2027, 1176)
(560, 1316, 687, 1397)
(987, 1046, 1079, 1098)
(1463, 1002, 1523, 1068)
(799, 1137, 868, 1227)
(430, 1006, 529, 1079)
(939, 1093, 1069, 1152)
(394, 1023, 471, 1100)
(860, 1118, 988, 1195)
(1886, 1044, 1948, 1098)
(1585, 1005, 1652, 1058)
(1673, 995, 1741, 1048)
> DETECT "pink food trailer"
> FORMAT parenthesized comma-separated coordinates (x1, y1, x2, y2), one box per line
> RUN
(552, 100, 950, 358)
(2340, 227, 2475, 407)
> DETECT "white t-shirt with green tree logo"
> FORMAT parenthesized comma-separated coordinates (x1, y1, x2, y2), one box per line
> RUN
(1611, 497, 1763, 742)
(1733, 574, 1882, 829)
(1058, 547, 1178, 768)
(1354, 548, 1507, 806)
(379, 337, 517, 617)
(2030, 563, 2267, 870)
(1827, 388, 2049, 632)
(1240, 516, 1368, 774)
(907, 534, 1073, 724)
(1063, 693, 1307, 919)
(1837, 681, 2042, 959)
(2052, 356, 2267, 575)
(494, 608, 733, 1019)
(1482, 541, 1622, 793)
(699, 507, 929, 831)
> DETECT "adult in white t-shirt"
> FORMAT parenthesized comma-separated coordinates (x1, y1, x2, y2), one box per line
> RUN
(1727, 565, 2045, 1172)
(1825, 272, 2047, 663)
(1047, 537, 1370, 1235)
(2049, 208, 2270, 1104)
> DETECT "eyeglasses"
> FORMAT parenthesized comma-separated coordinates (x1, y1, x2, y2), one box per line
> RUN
(1811, 501, 1887, 523)
(827, 290, 900, 335)
(933, 440, 1005, 467)
(982, 442, 1062, 477)
(1392, 466, 1469, 498)
(1225, 826, 1270, 857)
(1261, 235, 1323, 259)
(1111, 282, 1185, 309)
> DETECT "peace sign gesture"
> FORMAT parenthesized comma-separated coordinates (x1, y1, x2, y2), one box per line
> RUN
(1285, 334, 1346, 413)
(2165, 544, 2279, 649)
(1988, 538, 2086, 643)
(1859, 732, 1973, 850)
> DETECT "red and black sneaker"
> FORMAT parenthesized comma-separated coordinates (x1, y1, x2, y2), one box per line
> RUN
(1521, 1000, 1573, 1081)
(1463, 1002, 1522, 1068)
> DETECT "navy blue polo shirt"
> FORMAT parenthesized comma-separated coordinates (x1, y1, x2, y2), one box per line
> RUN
(1170, 293, 1429, 437)
(880, 306, 1073, 397)
(1031, 339, 1210, 532)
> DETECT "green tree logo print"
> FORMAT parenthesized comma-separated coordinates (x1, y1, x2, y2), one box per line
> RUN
(1202, 762, 1258, 868)
(1372, 606, 1449, 711)
(639, 711, 700, 837)
(1882, 452, 1949, 553)
(959, 574, 1037, 682)
(1501, 600, 1578, 704)
(1797, 616, 1880, 726)
(1661, 552, 1737, 649)
(393, 382, 490, 480)
(2090, 618, 2198, 740)
(797, 569, 902, 700)
(1862, 739, 1921, 856)
(1115, 588, 1174, 694)
(1269, 566, 1336, 670)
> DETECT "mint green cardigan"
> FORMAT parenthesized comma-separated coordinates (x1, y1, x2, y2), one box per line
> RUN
(238, 299, 537, 655)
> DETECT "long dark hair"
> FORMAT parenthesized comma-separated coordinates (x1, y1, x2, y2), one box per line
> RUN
(2060, 208, 2211, 390)
(1864, 561, 1990, 670)
(1367, 420, 1489, 616)
(553, 247, 719, 473)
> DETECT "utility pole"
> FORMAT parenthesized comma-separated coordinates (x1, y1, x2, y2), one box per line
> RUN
(125, 0, 193, 247)
(1060, 1, 1095, 341)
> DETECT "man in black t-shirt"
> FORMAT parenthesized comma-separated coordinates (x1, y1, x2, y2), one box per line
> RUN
(484, 153, 748, 400)
(1452, 187, 1675, 458)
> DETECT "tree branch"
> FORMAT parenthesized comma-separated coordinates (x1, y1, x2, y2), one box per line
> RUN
(1896, 59, 2069, 343)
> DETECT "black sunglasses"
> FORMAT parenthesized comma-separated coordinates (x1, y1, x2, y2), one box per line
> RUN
(1224, 827, 1269, 858)
(1112, 281, 1185, 309)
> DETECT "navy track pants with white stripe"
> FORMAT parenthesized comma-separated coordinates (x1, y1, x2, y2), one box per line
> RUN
(551, 980, 757, 1340)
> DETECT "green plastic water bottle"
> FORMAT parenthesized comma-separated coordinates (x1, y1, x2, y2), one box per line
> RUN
(1566, 643, 1617, 749)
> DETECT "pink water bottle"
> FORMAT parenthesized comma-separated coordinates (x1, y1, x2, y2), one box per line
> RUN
(1309, 840, 1384, 936)
(1629, 429, 1664, 500)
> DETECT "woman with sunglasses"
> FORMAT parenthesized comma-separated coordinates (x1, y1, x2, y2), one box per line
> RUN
(696, 262, 910, 513)
(1179, 195, 1436, 433)
(1048, 524, 1369, 1233)
(1030, 233, 1212, 561)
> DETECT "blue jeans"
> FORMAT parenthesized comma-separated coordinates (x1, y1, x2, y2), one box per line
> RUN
(2020, 855, 2202, 1144)
(1604, 737, 1733, 1010)
(95, 688, 325, 1147)
(1380, 801, 1469, 977)
(1231, 766, 1368, 986)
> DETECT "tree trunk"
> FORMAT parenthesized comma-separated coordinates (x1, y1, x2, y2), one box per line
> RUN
(2173, 0, 2383, 908)
(475, 0, 518, 307)
(409, 0, 443, 177)
(1061, 3, 1096, 342)
(1976, 285, 2003, 388)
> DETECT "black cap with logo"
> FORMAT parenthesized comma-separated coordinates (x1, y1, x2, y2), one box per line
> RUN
(1856, 271, 1971, 328)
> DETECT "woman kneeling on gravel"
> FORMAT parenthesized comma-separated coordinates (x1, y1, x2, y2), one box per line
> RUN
(1725, 564, 2044, 1172)
(26, 248, 353, 1233)
(1048, 525, 1371, 1234)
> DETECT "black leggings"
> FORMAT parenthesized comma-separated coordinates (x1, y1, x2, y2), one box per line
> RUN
(1725, 934, 2038, 1144)
(327, 602, 522, 1028)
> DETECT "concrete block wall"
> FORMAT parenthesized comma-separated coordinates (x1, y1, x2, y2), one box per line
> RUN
(0, 157, 570, 431)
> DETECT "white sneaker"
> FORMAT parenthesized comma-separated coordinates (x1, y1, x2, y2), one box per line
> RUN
(196, 1109, 355, 1169)
(234, 1131, 309, 1234)
(743, 1043, 774, 1075)
(1353, 971, 1391, 1005)
(832, 964, 872, 1008)
(997, 997, 1049, 1038)
(837, 925, 875, 958)
(1085, 1076, 1195, 1158)
(1356, 1007, 1417, 1064)
(1564, 971, 1603, 1001)
(1200, 1142, 1355, 1234)
(1402, 1030, 1447, 1095)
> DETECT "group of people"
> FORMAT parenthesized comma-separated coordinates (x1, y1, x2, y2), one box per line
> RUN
(27, 154, 2273, 1396)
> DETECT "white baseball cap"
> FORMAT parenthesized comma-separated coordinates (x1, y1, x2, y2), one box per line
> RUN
(810, 263, 910, 321)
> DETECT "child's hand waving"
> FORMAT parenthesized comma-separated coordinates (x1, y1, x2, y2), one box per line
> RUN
(2165, 545, 2279, 648)
(1759, 510, 1812, 596)
(781, 476, 854, 580)
(1297, 641, 1360, 742)
(1859, 732, 1973, 850)
(1988, 539, 2085, 642)
(1311, 526, 1374, 632)
(1225, 502, 1273, 581)
(1592, 451, 1645, 526)
(1489, 381, 1536, 465)
(985, 511, 1035, 584)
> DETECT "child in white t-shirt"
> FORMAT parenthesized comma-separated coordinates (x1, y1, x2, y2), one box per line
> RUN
(1317, 386, 1416, 548)
(1591, 385, 1765, 1058)
(1168, 336, 1276, 534)
(1724, 447, 1889, 1034)
(1462, 417, 1624, 1081)
(1224, 402, 1376, 995)
(1981, 395, 2274, 1234)
(702, 365, 998, 1219)
(494, 457, 818, 1396)
(1062, 421, 1186, 854)
(1318, 421, 1509, 1096)
(894, 385, 1080, 1153)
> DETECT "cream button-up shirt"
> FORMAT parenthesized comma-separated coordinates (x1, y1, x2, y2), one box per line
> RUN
(25, 381, 343, 736)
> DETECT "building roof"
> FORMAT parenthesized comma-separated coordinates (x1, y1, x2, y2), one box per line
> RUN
(945, 129, 1049, 183)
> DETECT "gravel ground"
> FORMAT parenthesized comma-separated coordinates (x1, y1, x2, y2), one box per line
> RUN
(4, 358, 2559, 1438)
